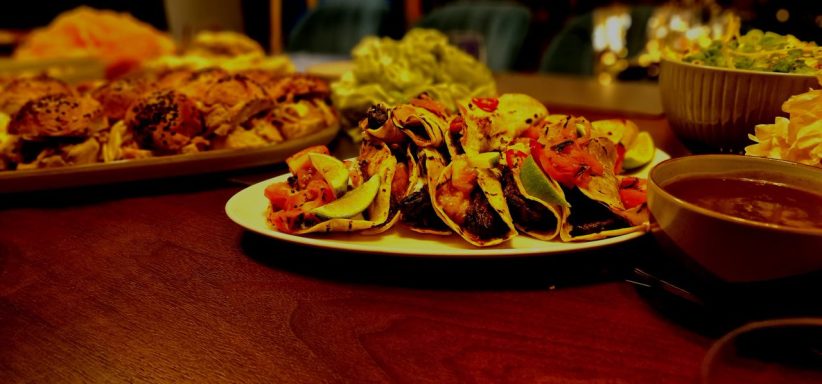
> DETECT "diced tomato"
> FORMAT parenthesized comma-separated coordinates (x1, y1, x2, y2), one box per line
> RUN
(306, 179, 336, 204)
(620, 188, 646, 209)
(265, 153, 336, 233)
(436, 184, 471, 225)
(619, 177, 647, 209)
(271, 211, 291, 233)
(537, 139, 604, 189)
(271, 209, 320, 234)
(449, 116, 465, 133)
(619, 176, 640, 189)
(540, 151, 580, 188)
(284, 190, 311, 212)
(451, 158, 477, 194)
(392, 163, 409, 198)
(529, 139, 544, 163)
(472, 97, 499, 112)
(521, 125, 542, 140)
(264, 182, 292, 211)
(614, 143, 626, 174)
(505, 149, 528, 168)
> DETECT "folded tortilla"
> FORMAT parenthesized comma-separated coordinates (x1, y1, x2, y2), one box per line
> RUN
(500, 147, 564, 241)
(431, 155, 517, 246)
(558, 137, 647, 241)
(267, 141, 397, 234)
(391, 104, 447, 148)
(457, 93, 548, 154)
(399, 147, 452, 235)
(362, 104, 407, 144)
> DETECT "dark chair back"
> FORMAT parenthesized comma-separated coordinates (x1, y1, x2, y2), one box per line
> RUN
(416, 2, 531, 72)
(287, 0, 390, 55)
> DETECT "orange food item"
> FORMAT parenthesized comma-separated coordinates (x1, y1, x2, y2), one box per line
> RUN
(437, 186, 470, 225)
(535, 139, 604, 189)
(14, 7, 176, 78)
(391, 163, 409, 198)
(619, 177, 646, 209)
(266, 146, 337, 233)
(436, 158, 476, 225)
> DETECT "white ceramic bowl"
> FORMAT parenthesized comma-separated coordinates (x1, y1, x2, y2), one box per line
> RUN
(647, 155, 822, 283)
(659, 59, 817, 154)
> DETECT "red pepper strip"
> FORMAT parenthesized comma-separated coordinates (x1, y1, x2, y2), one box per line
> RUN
(471, 97, 499, 112)
(504, 149, 528, 168)
(614, 143, 626, 174)
(449, 116, 465, 133)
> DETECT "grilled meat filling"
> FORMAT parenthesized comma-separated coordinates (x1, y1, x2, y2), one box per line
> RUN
(501, 168, 555, 232)
(405, 121, 428, 140)
(366, 104, 388, 129)
(565, 187, 628, 236)
(463, 187, 508, 240)
(400, 189, 450, 231)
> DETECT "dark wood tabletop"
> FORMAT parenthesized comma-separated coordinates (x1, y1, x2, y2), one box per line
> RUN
(1, 77, 816, 383)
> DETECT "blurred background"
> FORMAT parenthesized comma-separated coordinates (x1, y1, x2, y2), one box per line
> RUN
(0, 0, 819, 77)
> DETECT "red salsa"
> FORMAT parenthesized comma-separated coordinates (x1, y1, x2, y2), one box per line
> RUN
(662, 176, 822, 230)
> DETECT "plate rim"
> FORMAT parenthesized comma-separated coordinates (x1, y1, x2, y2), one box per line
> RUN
(225, 149, 670, 257)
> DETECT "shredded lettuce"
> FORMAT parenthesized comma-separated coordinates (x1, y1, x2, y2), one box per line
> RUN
(683, 29, 822, 74)
(683, 29, 821, 74)
(331, 29, 496, 119)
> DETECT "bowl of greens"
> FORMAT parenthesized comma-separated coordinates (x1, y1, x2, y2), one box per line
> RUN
(330, 29, 497, 136)
(660, 30, 819, 154)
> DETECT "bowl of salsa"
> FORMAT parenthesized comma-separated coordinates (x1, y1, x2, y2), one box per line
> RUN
(647, 155, 822, 283)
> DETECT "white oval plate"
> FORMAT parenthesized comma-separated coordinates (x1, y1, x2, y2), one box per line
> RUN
(226, 149, 670, 257)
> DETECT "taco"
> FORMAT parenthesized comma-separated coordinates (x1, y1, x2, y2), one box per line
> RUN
(527, 115, 648, 241)
(399, 147, 452, 235)
(358, 140, 420, 234)
(556, 137, 647, 241)
(431, 154, 517, 246)
(454, 94, 548, 155)
(390, 101, 448, 149)
(264, 144, 396, 234)
(499, 143, 566, 240)
(361, 104, 407, 144)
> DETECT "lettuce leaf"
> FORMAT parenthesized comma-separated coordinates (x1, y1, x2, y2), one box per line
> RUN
(332, 29, 497, 119)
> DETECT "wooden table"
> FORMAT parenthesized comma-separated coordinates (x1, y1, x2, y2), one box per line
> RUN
(0, 77, 812, 383)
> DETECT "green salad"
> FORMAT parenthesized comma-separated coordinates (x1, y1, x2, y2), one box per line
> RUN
(331, 29, 496, 125)
(683, 29, 821, 74)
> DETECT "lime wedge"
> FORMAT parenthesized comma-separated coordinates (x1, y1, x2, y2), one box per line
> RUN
(590, 119, 626, 143)
(519, 156, 570, 207)
(311, 174, 380, 219)
(623, 131, 655, 170)
(468, 152, 500, 169)
(309, 152, 349, 196)
(621, 120, 639, 147)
